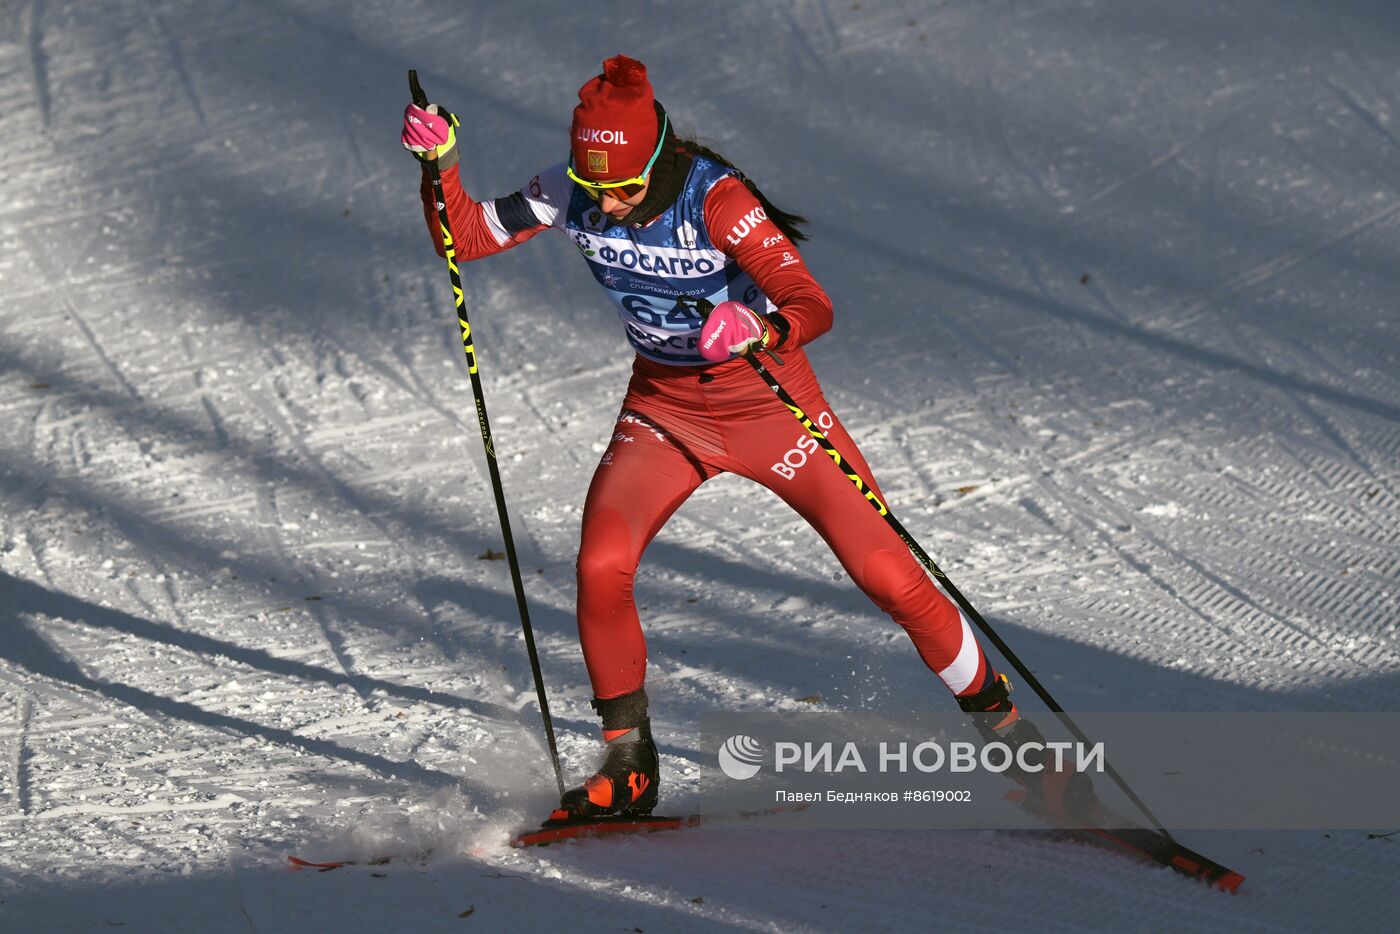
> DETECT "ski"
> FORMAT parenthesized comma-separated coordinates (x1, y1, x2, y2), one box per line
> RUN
(288, 855, 358, 871)
(287, 852, 418, 872)
(1006, 790, 1244, 892)
(512, 814, 697, 848)
(1076, 823, 1244, 892)
(511, 804, 802, 848)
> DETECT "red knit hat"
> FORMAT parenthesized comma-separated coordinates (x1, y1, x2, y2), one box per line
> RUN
(571, 55, 659, 181)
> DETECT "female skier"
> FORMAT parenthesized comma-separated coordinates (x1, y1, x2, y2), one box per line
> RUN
(402, 56, 1066, 822)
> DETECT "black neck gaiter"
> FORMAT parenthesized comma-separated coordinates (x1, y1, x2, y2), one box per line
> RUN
(620, 104, 693, 229)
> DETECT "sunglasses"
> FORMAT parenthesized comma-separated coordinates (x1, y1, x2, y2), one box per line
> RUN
(567, 114, 669, 199)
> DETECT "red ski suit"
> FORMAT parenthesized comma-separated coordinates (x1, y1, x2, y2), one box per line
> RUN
(420, 162, 995, 703)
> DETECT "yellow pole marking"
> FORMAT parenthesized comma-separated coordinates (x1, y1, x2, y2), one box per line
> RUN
(782, 400, 889, 516)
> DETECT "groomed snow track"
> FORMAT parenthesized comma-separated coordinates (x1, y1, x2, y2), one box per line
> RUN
(2, 1, 1398, 930)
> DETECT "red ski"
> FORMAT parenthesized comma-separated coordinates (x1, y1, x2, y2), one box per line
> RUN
(511, 804, 802, 848)
(1076, 823, 1244, 892)
(1006, 790, 1244, 892)
(287, 853, 407, 872)
(288, 855, 355, 871)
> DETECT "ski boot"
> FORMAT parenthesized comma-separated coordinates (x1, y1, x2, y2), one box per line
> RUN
(957, 673, 1101, 822)
(550, 689, 659, 822)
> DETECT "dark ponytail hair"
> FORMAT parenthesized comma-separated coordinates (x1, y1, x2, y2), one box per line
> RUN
(676, 136, 810, 243)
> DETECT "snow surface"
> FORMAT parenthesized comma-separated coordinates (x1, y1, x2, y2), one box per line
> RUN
(2, 0, 1399, 930)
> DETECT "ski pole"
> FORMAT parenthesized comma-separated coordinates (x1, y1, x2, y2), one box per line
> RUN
(732, 337, 1174, 841)
(409, 69, 564, 796)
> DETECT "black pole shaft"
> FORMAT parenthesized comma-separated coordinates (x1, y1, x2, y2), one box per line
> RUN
(409, 70, 564, 796)
(739, 347, 1173, 841)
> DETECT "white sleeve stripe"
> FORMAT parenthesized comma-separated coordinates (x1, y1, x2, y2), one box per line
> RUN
(529, 163, 571, 230)
(529, 196, 558, 228)
(479, 201, 512, 246)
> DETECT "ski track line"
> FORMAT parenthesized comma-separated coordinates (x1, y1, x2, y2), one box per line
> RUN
(25, 399, 147, 437)
(1334, 43, 1400, 141)
(10, 693, 32, 816)
(183, 333, 231, 447)
(0, 666, 123, 731)
(1216, 468, 1379, 557)
(389, 342, 473, 432)
(32, 791, 244, 820)
(0, 630, 172, 738)
(1202, 268, 1397, 638)
(949, 253, 1357, 657)
(19, 0, 50, 132)
(246, 434, 363, 697)
(1164, 197, 1400, 332)
(1066, 93, 1263, 217)
(355, 343, 473, 438)
(21, 232, 143, 402)
(0, 263, 187, 313)
(302, 408, 433, 446)
(144, 490, 260, 524)
(253, 352, 436, 569)
(519, 386, 588, 472)
(87, 327, 197, 642)
(1317, 72, 1400, 191)
(1237, 532, 1398, 646)
(1216, 248, 1389, 500)
(349, 456, 478, 487)
(498, 356, 632, 399)
(1056, 421, 1174, 471)
(838, 4, 981, 61)
(22, 526, 58, 590)
(143, 5, 206, 125)
(12, 391, 51, 508)
(1003, 386, 1302, 651)
(140, 545, 213, 683)
(1226, 435, 1399, 544)
(119, 575, 174, 649)
(1288, 364, 1400, 507)
(1075, 474, 1331, 650)
(337, 109, 373, 183)
(1272, 406, 1396, 542)
(1070, 138, 1191, 214)
(777, 1, 832, 73)
(974, 360, 1242, 644)
(314, 300, 476, 440)
(245, 378, 472, 673)
(1071, 442, 1386, 670)
(833, 412, 1022, 531)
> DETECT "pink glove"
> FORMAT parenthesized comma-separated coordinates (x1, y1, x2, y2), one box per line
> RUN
(698, 301, 768, 362)
(402, 103, 456, 159)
